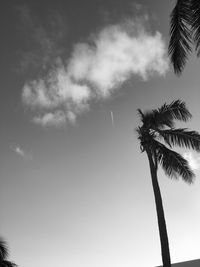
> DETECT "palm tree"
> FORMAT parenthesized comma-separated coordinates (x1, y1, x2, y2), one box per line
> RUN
(0, 238, 17, 267)
(136, 100, 200, 267)
(169, 0, 200, 74)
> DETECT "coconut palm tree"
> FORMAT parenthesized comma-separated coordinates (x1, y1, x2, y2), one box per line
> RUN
(169, 0, 200, 74)
(136, 100, 200, 267)
(0, 238, 17, 267)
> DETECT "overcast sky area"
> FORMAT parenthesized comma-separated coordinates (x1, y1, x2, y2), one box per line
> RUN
(1, 0, 200, 266)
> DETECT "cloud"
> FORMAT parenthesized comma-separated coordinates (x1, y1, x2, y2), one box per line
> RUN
(183, 152, 200, 171)
(15, 146, 25, 157)
(12, 145, 32, 159)
(33, 110, 78, 127)
(33, 110, 66, 127)
(22, 63, 90, 127)
(22, 18, 169, 127)
(68, 21, 168, 95)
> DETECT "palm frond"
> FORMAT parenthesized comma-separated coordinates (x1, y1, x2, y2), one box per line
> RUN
(1, 261, 17, 267)
(158, 128, 200, 151)
(137, 109, 144, 122)
(151, 109, 174, 129)
(136, 126, 144, 152)
(191, 0, 200, 55)
(154, 140, 194, 183)
(136, 126, 156, 153)
(147, 100, 191, 129)
(137, 109, 165, 131)
(137, 100, 191, 131)
(0, 239, 8, 261)
(137, 110, 155, 128)
(157, 100, 192, 123)
(169, 0, 193, 74)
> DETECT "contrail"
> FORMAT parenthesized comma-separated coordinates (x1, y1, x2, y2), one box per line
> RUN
(110, 110, 114, 127)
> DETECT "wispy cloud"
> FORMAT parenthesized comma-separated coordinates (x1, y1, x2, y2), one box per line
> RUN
(12, 145, 32, 159)
(22, 17, 169, 127)
(16, 5, 67, 75)
(15, 146, 25, 157)
(33, 111, 67, 127)
(183, 152, 200, 171)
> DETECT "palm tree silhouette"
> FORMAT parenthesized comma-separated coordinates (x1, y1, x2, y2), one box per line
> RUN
(0, 238, 17, 267)
(136, 100, 200, 267)
(169, 0, 200, 74)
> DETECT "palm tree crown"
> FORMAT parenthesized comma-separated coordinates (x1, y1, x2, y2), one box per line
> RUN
(137, 100, 200, 183)
(0, 238, 17, 267)
(169, 0, 200, 74)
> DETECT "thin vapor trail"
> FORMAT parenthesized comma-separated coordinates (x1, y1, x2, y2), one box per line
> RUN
(110, 110, 114, 127)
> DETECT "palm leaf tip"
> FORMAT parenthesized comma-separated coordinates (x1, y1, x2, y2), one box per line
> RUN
(169, 0, 193, 74)
(155, 140, 195, 183)
(0, 238, 9, 261)
(137, 109, 144, 121)
(163, 100, 191, 121)
(191, 0, 200, 55)
(2, 261, 18, 267)
(158, 128, 200, 151)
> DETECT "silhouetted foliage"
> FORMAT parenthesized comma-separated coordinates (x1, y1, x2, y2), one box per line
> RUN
(169, 0, 200, 74)
(0, 238, 17, 267)
(137, 100, 200, 267)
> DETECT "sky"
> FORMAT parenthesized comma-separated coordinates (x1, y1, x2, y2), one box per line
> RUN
(1, 0, 200, 266)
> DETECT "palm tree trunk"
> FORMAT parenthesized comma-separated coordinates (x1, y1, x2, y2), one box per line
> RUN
(146, 149, 171, 267)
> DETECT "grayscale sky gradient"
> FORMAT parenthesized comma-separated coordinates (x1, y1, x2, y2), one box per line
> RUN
(1, 0, 200, 266)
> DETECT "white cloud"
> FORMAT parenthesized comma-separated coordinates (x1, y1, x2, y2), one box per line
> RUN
(68, 23, 168, 96)
(33, 110, 67, 127)
(12, 145, 32, 159)
(183, 152, 200, 171)
(23, 65, 91, 110)
(67, 111, 77, 124)
(22, 79, 54, 109)
(22, 18, 169, 127)
(15, 146, 25, 157)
